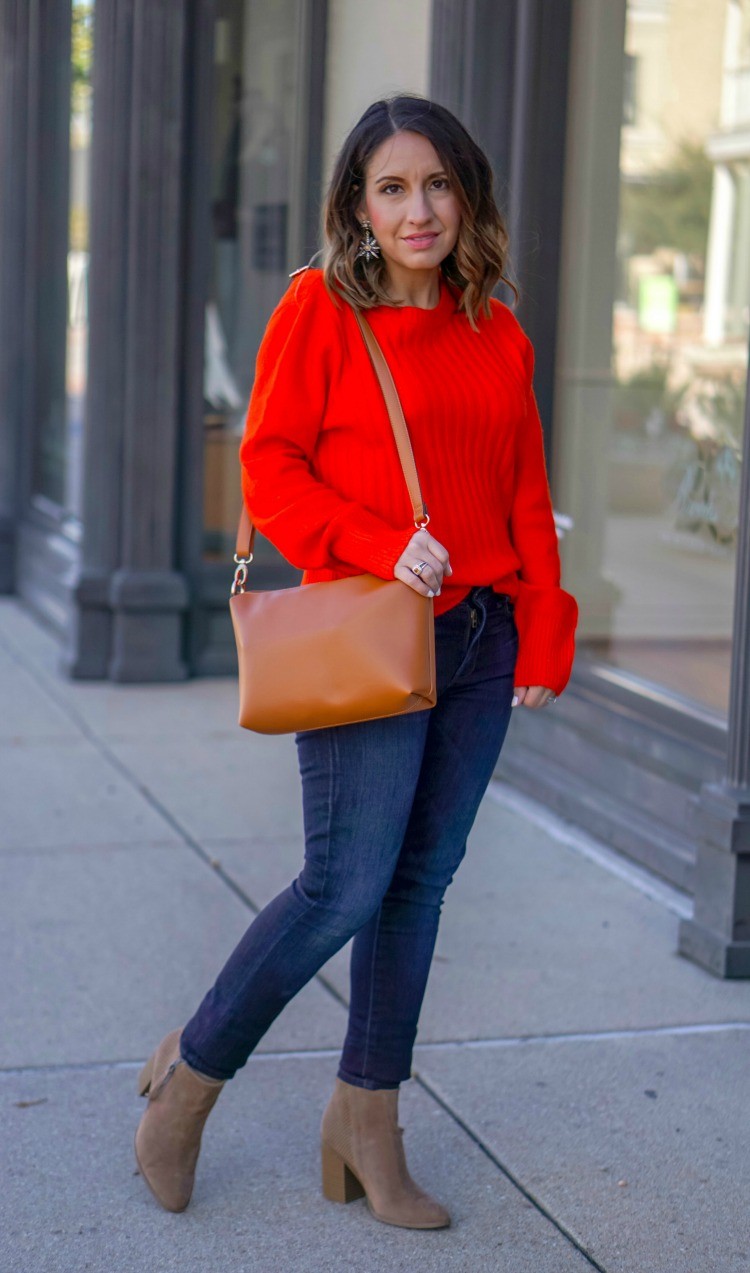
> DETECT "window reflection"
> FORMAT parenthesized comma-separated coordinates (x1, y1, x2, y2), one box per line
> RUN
(565, 0, 749, 717)
(34, 0, 93, 522)
(203, 0, 299, 561)
(66, 0, 93, 523)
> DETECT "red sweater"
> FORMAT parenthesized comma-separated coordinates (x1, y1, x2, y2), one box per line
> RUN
(239, 266, 578, 694)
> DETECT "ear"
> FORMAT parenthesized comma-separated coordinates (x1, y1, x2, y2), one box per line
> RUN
(353, 187, 367, 225)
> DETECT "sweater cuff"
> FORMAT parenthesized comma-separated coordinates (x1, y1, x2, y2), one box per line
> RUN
(329, 515, 417, 581)
(512, 582, 579, 696)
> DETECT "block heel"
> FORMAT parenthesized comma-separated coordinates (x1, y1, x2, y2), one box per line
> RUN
(321, 1140, 366, 1204)
(319, 1078, 451, 1228)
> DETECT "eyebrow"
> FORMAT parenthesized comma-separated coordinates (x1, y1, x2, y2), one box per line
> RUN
(374, 170, 448, 184)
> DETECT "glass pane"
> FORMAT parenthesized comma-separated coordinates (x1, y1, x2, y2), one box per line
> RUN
(65, 0, 93, 522)
(33, 0, 93, 520)
(561, 0, 749, 717)
(203, 0, 300, 562)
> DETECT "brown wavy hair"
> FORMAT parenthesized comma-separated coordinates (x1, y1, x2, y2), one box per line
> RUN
(316, 93, 519, 332)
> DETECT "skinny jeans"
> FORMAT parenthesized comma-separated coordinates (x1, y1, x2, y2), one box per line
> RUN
(180, 585, 518, 1088)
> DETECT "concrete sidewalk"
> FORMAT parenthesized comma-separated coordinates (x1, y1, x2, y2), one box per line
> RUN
(1, 596, 748, 1273)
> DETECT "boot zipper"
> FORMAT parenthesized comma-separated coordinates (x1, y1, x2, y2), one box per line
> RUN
(149, 1059, 182, 1100)
(470, 607, 478, 629)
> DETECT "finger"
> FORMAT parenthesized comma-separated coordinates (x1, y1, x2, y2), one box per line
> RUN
(395, 561, 442, 595)
(402, 547, 445, 590)
(524, 687, 551, 710)
(430, 541, 451, 573)
(408, 557, 442, 590)
(414, 531, 451, 574)
(512, 686, 527, 707)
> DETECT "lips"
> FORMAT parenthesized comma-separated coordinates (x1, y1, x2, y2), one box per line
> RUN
(404, 233, 438, 241)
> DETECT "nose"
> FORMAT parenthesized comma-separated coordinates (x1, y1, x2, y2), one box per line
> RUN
(405, 190, 434, 226)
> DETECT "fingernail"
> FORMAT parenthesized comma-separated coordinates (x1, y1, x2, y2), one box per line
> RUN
(427, 590, 435, 597)
(436, 588, 441, 596)
(447, 566, 453, 575)
(511, 695, 519, 707)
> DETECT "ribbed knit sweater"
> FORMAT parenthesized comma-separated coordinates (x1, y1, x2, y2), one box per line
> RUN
(239, 266, 578, 694)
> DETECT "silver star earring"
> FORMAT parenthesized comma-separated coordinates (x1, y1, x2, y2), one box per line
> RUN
(356, 218, 381, 262)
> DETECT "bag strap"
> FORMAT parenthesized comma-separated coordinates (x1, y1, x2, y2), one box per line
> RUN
(233, 306, 429, 562)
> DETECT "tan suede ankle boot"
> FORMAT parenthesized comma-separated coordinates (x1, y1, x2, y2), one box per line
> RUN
(320, 1077, 450, 1229)
(134, 1028, 225, 1212)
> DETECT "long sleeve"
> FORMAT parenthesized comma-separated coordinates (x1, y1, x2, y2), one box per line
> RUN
(239, 274, 415, 578)
(509, 338, 579, 694)
(237, 267, 579, 690)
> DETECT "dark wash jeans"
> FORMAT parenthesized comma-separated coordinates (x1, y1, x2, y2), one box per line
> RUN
(180, 585, 518, 1088)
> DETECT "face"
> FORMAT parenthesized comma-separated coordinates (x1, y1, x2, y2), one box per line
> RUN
(356, 130, 462, 284)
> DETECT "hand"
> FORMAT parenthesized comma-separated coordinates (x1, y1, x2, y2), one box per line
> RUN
(512, 685, 556, 709)
(394, 528, 452, 596)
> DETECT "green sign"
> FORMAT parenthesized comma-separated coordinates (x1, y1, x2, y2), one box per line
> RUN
(638, 274, 678, 334)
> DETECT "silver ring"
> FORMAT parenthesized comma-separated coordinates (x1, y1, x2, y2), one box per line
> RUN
(411, 560, 429, 577)
(545, 693, 558, 706)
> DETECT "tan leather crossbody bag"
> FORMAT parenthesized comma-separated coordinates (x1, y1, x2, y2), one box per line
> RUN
(228, 307, 437, 734)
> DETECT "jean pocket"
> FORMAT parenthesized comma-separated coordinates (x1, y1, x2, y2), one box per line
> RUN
(485, 591, 513, 619)
(483, 602, 518, 644)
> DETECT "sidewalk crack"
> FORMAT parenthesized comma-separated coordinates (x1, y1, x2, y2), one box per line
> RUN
(414, 1069, 610, 1272)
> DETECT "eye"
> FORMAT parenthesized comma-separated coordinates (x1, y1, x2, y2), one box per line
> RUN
(380, 178, 450, 195)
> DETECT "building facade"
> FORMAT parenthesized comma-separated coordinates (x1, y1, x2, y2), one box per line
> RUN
(1, 0, 748, 976)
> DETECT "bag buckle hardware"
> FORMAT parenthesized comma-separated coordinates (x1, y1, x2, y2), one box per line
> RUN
(231, 553, 253, 596)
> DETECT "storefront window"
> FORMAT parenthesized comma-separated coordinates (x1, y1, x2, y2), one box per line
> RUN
(33, 0, 93, 521)
(203, 0, 300, 561)
(65, 0, 93, 523)
(558, 0, 750, 717)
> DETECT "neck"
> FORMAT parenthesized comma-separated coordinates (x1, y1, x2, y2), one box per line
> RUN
(382, 264, 442, 309)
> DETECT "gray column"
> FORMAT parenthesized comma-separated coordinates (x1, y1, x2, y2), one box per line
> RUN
(62, 0, 131, 676)
(506, 0, 572, 445)
(678, 359, 750, 978)
(0, 1, 30, 592)
(549, 0, 623, 639)
(430, 0, 571, 447)
(289, 0, 328, 263)
(64, 0, 190, 681)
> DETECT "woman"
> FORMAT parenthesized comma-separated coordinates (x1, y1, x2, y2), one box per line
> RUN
(134, 93, 578, 1228)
